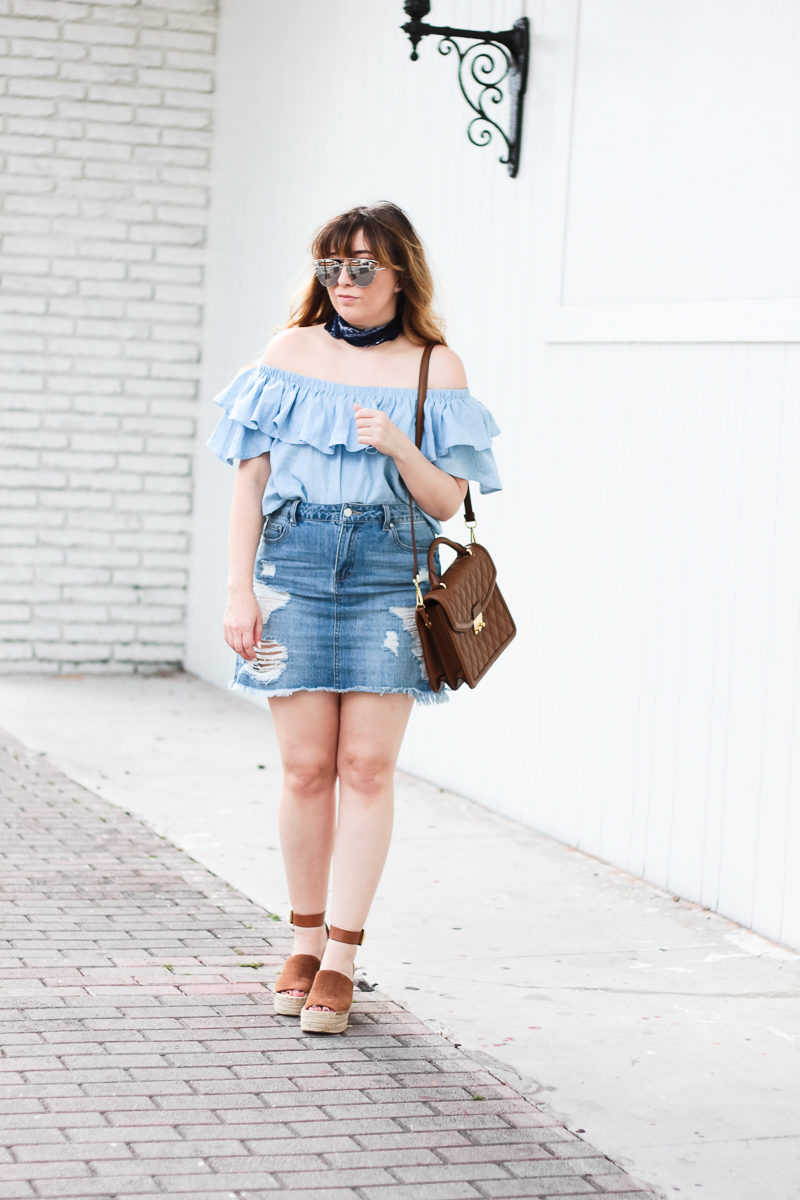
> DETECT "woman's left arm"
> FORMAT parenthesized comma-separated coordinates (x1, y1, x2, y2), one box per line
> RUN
(353, 346, 469, 521)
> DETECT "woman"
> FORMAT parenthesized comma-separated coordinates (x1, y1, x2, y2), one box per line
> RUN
(208, 202, 501, 1034)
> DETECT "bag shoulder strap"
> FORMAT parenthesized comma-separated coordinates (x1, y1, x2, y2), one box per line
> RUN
(415, 343, 433, 447)
(409, 343, 476, 595)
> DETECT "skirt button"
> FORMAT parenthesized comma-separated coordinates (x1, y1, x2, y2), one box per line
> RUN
(343, 507, 352, 517)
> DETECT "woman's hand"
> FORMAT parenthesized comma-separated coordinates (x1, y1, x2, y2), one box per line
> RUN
(223, 588, 263, 661)
(353, 403, 413, 458)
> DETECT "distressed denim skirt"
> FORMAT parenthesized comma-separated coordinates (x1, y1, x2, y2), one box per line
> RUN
(231, 500, 446, 705)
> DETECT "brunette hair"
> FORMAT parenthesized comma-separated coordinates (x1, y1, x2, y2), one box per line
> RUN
(286, 202, 446, 345)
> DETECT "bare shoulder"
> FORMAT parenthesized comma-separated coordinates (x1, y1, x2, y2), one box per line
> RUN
(260, 325, 322, 370)
(428, 344, 468, 390)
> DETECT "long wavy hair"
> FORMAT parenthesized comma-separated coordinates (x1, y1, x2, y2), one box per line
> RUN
(286, 202, 447, 345)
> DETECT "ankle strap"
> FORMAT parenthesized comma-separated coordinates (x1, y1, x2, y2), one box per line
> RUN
(329, 925, 365, 946)
(289, 910, 326, 928)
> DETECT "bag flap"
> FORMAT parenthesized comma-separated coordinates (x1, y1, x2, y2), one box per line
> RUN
(424, 543, 497, 632)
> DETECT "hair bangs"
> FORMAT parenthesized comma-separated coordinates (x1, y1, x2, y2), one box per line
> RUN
(314, 211, 398, 269)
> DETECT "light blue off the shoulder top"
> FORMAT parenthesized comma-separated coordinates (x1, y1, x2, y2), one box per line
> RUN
(207, 363, 501, 517)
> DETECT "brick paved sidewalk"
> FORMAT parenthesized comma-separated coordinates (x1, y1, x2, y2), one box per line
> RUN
(0, 732, 661, 1200)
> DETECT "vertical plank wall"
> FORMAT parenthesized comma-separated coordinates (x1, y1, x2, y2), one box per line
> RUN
(188, 0, 800, 949)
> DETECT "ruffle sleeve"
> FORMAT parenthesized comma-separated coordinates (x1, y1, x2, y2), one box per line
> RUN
(207, 364, 502, 492)
(206, 365, 281, 465)
(421, 393, 502, 494)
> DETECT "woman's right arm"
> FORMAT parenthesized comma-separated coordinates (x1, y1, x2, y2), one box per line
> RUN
(223, 453, 271, 661)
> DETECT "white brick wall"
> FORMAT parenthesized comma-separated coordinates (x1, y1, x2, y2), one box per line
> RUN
(0, 0, 218, 672)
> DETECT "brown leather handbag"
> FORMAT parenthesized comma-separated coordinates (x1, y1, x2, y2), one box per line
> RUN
(408, 345, 516, 692)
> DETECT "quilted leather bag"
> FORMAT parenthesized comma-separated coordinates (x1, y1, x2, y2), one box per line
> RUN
(408, 346, 516, 692)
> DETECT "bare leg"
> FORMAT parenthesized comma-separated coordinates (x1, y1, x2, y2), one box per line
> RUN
(308, 691, 413, 1010)
(269, 692, 340, 992)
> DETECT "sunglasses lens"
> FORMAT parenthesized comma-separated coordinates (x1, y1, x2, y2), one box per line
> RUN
(348, 259, 377, 287)
(314, 259, 341, 287)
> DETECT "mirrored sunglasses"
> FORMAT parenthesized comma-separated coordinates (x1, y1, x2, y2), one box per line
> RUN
(314, 258, 388, 288)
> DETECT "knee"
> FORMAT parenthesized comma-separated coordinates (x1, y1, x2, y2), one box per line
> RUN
(282, 756, 335, 798)
(337, 747, 393, 797)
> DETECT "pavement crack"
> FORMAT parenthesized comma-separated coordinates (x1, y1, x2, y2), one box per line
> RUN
(393, 973, 798, 1000)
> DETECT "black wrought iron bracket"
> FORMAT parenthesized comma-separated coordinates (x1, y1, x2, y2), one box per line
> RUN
(401, 2, 530, 178)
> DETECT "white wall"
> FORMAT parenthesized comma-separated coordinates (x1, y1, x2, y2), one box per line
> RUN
(0, 0, 218, 672)
(188, 0, 800, 950)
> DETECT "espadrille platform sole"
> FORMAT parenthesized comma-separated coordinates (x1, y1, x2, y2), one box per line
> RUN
(273, 988, 309, 1017)
(300, 1003, 351, 1035)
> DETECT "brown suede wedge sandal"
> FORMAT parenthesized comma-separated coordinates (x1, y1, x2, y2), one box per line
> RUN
(273, 910, 327, 1017)
(299, 925, 365, 1035)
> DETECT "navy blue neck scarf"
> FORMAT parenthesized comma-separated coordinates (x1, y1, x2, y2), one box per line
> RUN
(325, 310, 403, 348)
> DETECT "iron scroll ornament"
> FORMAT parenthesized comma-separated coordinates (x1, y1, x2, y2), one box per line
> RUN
(401, 2, 529, 178)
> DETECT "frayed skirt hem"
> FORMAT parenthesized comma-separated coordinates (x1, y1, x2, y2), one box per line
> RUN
(229, 681, 448, 707)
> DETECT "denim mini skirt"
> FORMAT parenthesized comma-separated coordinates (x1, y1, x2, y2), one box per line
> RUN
(232, 500, 446, 705)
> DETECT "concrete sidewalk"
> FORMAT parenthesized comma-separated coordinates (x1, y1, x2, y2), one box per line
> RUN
(0, 727, 657, 1199)
(0, 672, 798, 1200)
